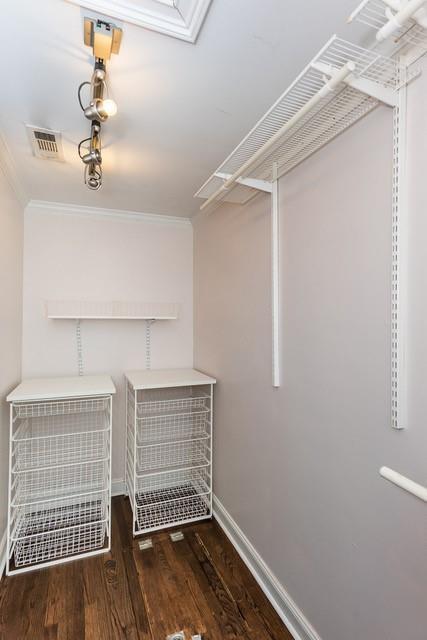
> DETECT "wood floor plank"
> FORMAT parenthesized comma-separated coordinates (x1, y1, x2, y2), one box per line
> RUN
(200, 523, 294, 640)
(81, 555, 116, 640)
(114, 498, 153, 640)
(63, 560, 85, 640)
(168, 529, 243, 639)
(0, 563, 50, 640)
(0, 498, 291, 640)
(44, 565, 66, 639)
(185, 527, 252, 639)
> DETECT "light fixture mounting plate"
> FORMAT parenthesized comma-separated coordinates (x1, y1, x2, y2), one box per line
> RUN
(84, 17, 122, 59)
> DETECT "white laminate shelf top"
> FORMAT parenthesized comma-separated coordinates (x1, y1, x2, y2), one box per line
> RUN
(125, 368, 216, 390)
(7, 375, 116, 402)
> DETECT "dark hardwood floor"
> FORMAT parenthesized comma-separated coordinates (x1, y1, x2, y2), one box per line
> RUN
(0, 496, 293, 639)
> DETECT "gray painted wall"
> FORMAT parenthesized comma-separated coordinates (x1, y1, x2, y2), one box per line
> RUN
(0, 164, 23, 551)
(194, 77, 426, 638)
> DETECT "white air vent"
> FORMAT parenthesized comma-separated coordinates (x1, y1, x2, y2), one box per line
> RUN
(26, 125, 64, 161)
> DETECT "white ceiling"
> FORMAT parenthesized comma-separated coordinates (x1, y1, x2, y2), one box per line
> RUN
(1, 0, 362, 217)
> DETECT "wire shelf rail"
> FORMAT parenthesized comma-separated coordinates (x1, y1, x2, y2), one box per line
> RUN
(195, 36, 415, 208)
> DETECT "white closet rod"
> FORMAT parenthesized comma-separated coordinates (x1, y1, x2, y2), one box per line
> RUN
(377, 0, 427, 41)
(380, 466, 427, 502)
(349, 0, 427, 38)
(200, 61, 356, 211)
(377, 0, 426, 42)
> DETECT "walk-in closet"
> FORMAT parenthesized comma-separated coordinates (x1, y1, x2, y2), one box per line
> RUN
(0, 1, 425, 639)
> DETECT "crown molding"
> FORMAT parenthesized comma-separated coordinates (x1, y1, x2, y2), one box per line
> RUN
(66, 0, 211, 43)
(26, 199, 192, 226)
(0, 132, 29, 208)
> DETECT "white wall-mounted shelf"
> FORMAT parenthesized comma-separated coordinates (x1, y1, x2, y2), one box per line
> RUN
(46, 300, 179, 320)
(195, 36, 414, 210)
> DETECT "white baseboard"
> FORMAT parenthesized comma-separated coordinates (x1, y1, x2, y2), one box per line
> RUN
(112, 478, 126, 497)
(0, 528, 7, 580)
(213, 495, 321, 640)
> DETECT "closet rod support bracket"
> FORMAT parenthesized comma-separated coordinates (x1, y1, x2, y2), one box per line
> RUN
(214, 172, 273, 193)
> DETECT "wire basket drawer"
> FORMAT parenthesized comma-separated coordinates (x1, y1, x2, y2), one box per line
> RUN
(13, 408, 109, 437)
(12, 519, 107, 568)
(12, 429, 109, 472)
(136, 439, 210, 474)
(10, 490, 109, 568)
(12, 459, 109, 506)
(137, 389, 210, 418)
(14, 397, 110, 419)
(136, 411, 210, 446)
(135, 467, 210, 532)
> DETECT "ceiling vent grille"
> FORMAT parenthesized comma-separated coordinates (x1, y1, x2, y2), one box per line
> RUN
(26, 125, 64, 161)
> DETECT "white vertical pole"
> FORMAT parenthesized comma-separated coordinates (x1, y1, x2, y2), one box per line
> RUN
(391, 66, 408, 430)
(6, 403, 13, 575)
(108, 395, 112, 549)
(124, 382, 128, 497)
(209, 383, 213, 515)
(271, 163, 280, 387)
(133, 386, 137, 535)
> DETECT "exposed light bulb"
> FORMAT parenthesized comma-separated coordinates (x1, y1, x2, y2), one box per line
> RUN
(102, 98, 117, 117)
(84, 98, 118, 121)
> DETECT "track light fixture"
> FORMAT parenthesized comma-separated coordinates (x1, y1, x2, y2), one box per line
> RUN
(84, 97, 118, 122)
(78, 18, 122, 191)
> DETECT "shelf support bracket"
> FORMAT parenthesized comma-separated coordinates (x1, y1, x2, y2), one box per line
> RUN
(214, 172, 273, 193)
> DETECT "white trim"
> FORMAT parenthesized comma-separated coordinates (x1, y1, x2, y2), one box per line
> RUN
(0, 528, 7, 580)
(25, 200, 192, 226)
(112, 478, 126, 496)
(213, 495, 322, 640)
(66, 0, 211, 43)
(0, 131, 28, 207)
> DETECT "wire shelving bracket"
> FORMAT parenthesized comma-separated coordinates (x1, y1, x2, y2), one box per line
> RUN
(194, 31, 421, 426)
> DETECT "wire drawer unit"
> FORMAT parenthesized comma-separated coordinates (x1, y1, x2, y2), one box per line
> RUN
(125, 369, 216, 535)
(6, 375, 116, 575)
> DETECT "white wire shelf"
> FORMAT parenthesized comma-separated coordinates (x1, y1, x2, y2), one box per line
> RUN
(13, 397, 110, 419)
(134, 467, 211, 533)
(195, 35, 415, 207)
(11, 516, 107, 568)
(13, 410, 109, 440)
(349, 0, 427, 50)
(12, 430, 109, 473)
(136, 412, 210, 447)
(136, 440, 210, 474)
(10, 491, 108, 540)
(11, 459, 109, 507)
(136, 390, 210, 421)
(46, 300, 179, 320)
